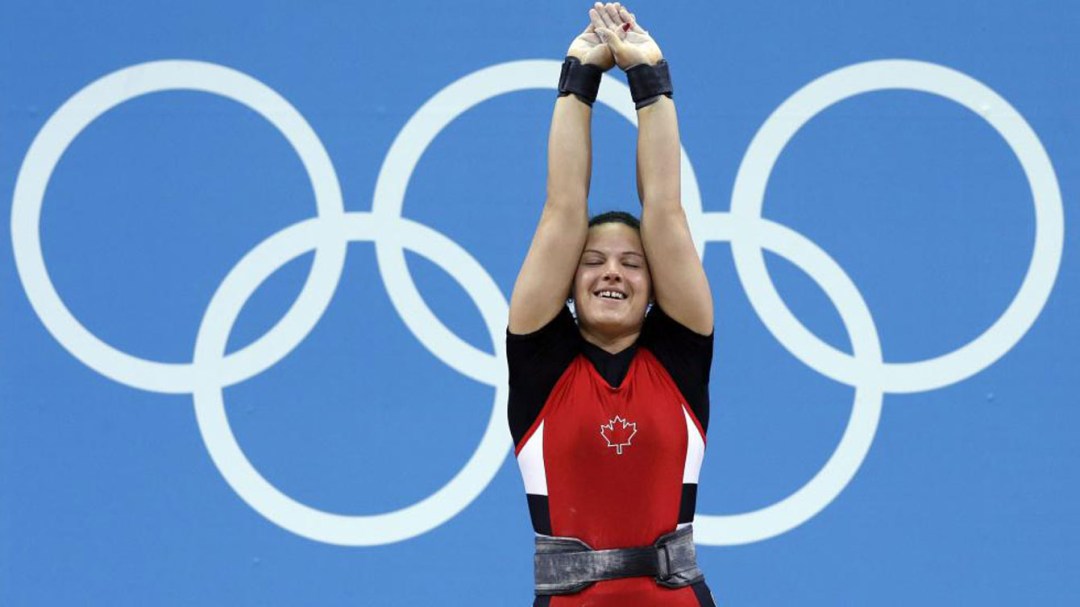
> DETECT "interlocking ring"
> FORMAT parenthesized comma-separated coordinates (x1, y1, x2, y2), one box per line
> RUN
(12, 61, 349, 394)
(728, 60, 1064, 395)
(12, 58, 1063, 547)
(695, 60, 1063, 545)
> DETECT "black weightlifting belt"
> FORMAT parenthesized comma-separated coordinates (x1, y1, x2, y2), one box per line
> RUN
(533, 525, 704, 595)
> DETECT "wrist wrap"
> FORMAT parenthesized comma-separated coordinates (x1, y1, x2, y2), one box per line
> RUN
(626, 59, 673, 109)
(557, 56, 603, 106)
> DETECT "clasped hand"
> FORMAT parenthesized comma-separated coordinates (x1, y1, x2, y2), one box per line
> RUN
(567, 2, 664, 72)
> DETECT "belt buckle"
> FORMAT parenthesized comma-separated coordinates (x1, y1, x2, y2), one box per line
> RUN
(655, 543, 672, 581)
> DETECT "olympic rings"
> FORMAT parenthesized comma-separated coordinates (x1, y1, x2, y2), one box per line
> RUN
(12, 60, 348, 394)
(11, 58, 1064, 547)
(371, 60, 706, 387)
(692, 214, 884, 545)
(192, 214, 510, 545)
(729, 60, 1064, 395)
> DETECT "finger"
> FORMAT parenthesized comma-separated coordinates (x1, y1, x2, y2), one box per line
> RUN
(613, 5, 638, 37)
(618, 7, 643, 32)
(597, 2, 618, 30)
(596, 26, 626, 52)
(603, 3, 622, 28)
(582, 25, 602, 45)
(589, 7, 606, 32)
(590, 5, 610, 31)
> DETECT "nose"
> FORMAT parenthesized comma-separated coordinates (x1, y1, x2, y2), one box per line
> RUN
(602, 262, 622, 281)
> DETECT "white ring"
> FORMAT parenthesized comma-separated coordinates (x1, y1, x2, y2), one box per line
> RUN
(729, 59, 1064, 394)
(11, 60, 347, 394)
(192, 213, 510, 546)
(13, 58, 1062, 548)
(371, 60, 705, 386)
(693, 213, 884, 545)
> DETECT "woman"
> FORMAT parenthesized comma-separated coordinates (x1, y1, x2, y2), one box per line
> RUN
(507, 3, 716, 606)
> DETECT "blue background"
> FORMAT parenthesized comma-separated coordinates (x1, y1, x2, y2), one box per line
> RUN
(2, 1, 1077, 605)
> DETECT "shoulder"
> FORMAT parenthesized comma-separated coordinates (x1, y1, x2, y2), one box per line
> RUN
(639, 303, 714, 433)
(507, 305, 579, 358)
(506, 305, 582, 447)
(641, 303, 713, 348)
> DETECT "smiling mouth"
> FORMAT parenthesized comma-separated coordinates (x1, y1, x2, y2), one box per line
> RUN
(595, 290, 627, 300)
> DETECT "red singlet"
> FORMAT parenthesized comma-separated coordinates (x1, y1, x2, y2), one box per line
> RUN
(507, 305, 715, 607)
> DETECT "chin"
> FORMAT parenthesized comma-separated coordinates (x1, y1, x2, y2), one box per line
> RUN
(580, 308, 646, 335)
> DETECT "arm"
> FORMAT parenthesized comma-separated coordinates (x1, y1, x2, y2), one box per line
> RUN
(508, 19, 614, 334)
(638, 98, 713, 335)
(597, 4, 714, 335)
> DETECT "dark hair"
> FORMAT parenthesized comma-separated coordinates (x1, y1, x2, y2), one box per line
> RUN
(588, 210, 640, 230)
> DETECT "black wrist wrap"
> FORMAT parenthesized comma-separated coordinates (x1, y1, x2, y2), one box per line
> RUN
(557, 56, 603, 106)
(626, 59, 673, 109)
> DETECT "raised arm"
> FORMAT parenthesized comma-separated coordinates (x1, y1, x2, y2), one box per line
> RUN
(508, 17, 614, 334)
(597, 4, 713, 335)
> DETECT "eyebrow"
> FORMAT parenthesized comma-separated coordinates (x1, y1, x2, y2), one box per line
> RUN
(582, 249, 645, 258)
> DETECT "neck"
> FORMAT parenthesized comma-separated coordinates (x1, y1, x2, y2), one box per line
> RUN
(579, 326, 640, 354)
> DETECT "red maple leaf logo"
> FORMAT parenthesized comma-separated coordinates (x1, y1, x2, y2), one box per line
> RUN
(600, 416, 638, 455)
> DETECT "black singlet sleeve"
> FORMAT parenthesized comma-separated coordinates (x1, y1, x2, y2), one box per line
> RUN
(639, 305, 714, 433)
(506, 306, 581, 447)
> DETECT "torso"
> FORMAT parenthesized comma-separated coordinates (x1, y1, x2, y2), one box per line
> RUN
(507, 305, 715, 607)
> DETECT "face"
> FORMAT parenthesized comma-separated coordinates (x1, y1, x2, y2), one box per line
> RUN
(572, 222, 652, 342)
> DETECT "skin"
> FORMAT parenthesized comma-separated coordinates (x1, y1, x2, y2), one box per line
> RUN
(573, 222, 652, 352)
(509, 3, 712, 352)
